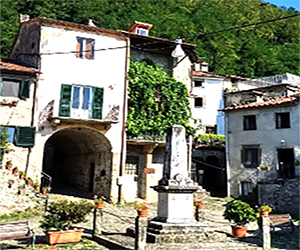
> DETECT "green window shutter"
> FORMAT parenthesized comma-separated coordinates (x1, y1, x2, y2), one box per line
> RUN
(59, 84, 72, 117)
(14, 126, 36, 147)
(19, 80, 31, 99)
(92, 87, 104, 120)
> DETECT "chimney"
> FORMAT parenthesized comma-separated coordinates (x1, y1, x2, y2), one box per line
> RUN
(201, 62, 209, 72)
(20, 14, 30, 23)
(128, 21, 153, 36)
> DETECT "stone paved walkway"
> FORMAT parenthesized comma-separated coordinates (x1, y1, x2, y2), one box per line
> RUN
(1, 188, 299, 250)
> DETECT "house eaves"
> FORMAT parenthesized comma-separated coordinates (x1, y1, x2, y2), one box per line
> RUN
(121, 31, 199, 63)
(0, 58, 41, 76)
(220, 95, 299, 112)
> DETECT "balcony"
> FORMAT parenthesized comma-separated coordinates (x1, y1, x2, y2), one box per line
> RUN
(39, 100, 119, 126)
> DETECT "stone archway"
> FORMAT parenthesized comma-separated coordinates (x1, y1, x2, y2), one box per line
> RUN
(42, 127, 112, 197)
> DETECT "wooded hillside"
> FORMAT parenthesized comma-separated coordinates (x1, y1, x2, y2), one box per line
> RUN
(1, 0, 299, 78)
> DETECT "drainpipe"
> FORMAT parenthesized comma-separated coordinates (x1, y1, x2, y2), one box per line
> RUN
(25, 73, 38, 176)
(118, 33, 130, 203)
(225, 113, 230, 197)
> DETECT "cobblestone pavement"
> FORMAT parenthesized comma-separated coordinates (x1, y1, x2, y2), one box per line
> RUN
(1, 188, 299, 250)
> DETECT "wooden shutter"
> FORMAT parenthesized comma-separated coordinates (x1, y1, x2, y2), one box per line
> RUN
(92, 87, 104, 119)
(85, 41, 92, 59)
(76, 38, 82, 58)
(19, 80, 31, 99)
(14, 126, 36, 147)
(59, 84, 72, 117)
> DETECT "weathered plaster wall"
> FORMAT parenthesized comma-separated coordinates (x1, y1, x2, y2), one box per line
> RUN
(226, 104, 300, 197)
(258, 180, 299, 218)
(224, 85, 297, 107)
(10, 23, 41, 67)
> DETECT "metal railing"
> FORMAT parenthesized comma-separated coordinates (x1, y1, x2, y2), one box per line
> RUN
(10, 151, 52, 189)
(59, 100, 102, 119)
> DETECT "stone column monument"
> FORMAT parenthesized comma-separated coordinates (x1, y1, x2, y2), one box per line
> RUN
(148, 125, 209, 243)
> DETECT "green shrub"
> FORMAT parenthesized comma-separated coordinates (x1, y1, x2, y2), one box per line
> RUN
(40, 199, 94, 231)
(223, 199, 257, 226)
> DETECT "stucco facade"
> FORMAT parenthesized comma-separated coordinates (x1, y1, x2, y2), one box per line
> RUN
(10, 17, 129, 202)
(224, 95, 300, 217)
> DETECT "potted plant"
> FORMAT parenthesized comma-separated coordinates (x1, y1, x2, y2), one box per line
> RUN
(93, 195, 106, 209)
(26, 176, 33, 185)
(19, 171, 25, 179)
(12, 166, 18, 175)
(40, 199, 94, 244)
(194, 197, 204, 209)
(255, 203, 273, 216)
(34, 181, 41, 191)
(223, 199, 257, 238)
(260, 165, 271, 171)
(42, 186, 51, 195)
(5, 160, 12, 170)
(134, 198, 152, 217)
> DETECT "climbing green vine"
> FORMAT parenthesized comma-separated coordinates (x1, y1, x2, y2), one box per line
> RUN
(127, 60, 195, 137)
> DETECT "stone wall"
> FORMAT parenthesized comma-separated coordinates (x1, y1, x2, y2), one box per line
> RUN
(258, 180, 299, 219)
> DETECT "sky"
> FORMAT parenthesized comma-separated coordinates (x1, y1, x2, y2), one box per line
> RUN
(264, 0, 300, 10)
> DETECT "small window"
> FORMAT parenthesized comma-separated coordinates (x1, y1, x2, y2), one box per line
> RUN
(136, 28, 148, 36)
(125, 156, 139, 175)
(243, 115, 256, 130)
(241, 145, 261, 168)
(194, 80, 203, 87)
(195, 97, 204, 108)
(206, 126, 217, 134)
(0, 78, 31, 99)
(14, 126, 36, 147)
(1, 79, 20, 97)
(76, 37, 95, 59)
(276, 112, 290, 129)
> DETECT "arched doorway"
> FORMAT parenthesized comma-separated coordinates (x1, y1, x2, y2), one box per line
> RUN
(42, 127, 112, 197)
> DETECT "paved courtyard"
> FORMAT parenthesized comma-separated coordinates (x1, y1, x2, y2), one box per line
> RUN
(1, 189, 299, 250)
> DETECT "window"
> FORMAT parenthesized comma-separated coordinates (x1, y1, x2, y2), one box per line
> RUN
(125, 156, 139, 175)
(276, 112, 290, 129)
(0, 78, 31, 99)
(59, 84, 104, 120)
(241, 145, 261, 168)
(206, 126, 217, 134)
(136, 28, 148, 35)
(194, 80, 203, 87)
(76, 38, 95, 59)
(1, 126, 35, 147)
(243, 115, 256, 130)
(195, 97, 205, 108)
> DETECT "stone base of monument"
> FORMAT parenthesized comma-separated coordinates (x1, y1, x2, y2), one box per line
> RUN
(126, 222, 227, 244)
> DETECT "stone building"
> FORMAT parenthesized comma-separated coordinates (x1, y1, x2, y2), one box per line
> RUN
(9, 16, 130, 201)
(222, 94, 300, 217)
(120, 22, 199, 202)
(0, 58, 40, 180)
(7, 17, 199, 202)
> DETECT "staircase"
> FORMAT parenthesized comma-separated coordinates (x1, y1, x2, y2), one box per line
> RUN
(0, 167, 46, 216)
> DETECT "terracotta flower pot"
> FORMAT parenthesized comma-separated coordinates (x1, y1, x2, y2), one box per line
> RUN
(96, 203, 104, 209)
(12, 168, 18, 175)
(42, 189, 48, 195)
(19, 174, 25, 179)
(26, 180, 33, 185)
(6, 164, 12, 170)
(137, 210, 149, 217)
(259, 210, 270, 216)
(196, 204, 204, 209)
(231, 225, 247, 238)
(46, 229, 83, 244)
(34, 186, 40, 191)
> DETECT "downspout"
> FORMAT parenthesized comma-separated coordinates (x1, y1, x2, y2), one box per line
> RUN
(225, 113, 230, 197)
(118, 33, 130, 203)
(25, 73, 38, 176)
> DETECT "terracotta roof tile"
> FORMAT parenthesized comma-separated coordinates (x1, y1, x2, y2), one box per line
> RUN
(0, 59, 40, 73)
(221, 95, 298, 112)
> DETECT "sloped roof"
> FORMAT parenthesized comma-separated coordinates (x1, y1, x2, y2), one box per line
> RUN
(21, 17, 122, 36)
(0, 58, 40, 74)
(221, 95, 299, 112)
(192, 71, 250, 81)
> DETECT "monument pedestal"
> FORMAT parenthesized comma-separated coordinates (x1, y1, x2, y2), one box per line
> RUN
(147, 184, 209, 243)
